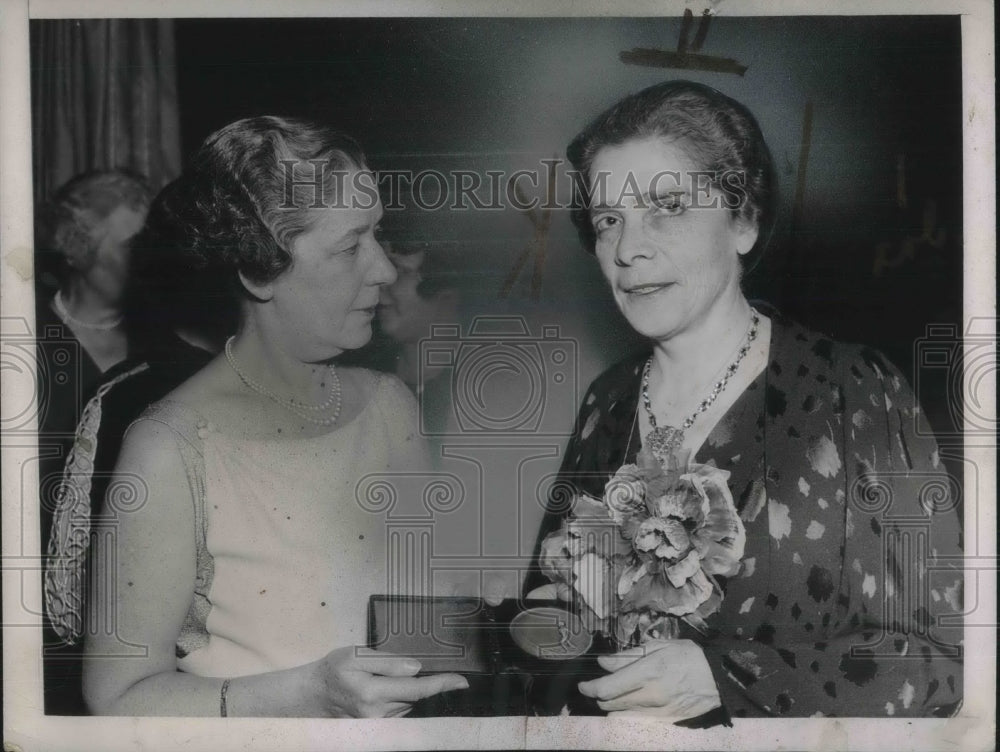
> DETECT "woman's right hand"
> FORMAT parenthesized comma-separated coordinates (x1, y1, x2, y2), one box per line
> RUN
(309, 647, 469, 718)
(525, 583, 573, 601)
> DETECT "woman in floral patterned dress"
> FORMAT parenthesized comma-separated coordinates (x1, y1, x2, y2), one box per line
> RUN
(528, 80, 963, 721)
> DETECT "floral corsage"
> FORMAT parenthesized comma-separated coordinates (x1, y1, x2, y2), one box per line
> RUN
(539, 446, 746, 646)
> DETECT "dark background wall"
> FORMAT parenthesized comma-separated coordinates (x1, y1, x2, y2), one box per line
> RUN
(174, 15, 963, 435)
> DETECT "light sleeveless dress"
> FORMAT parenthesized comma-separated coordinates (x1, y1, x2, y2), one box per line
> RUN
(133, 372, 430, 679)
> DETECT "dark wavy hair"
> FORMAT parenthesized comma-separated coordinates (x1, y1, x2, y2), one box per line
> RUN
(124, 182, 238, 354)
(35, 169, 152, 287)
(159, 116, 368, 299)
(567, 80, 776, 269)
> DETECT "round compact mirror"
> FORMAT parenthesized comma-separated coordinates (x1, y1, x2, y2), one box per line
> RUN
(509, 607, 592, 660)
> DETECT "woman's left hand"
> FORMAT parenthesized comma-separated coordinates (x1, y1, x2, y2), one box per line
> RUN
(577, 639, 721, 719)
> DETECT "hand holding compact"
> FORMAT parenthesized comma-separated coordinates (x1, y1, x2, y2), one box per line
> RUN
(312, 647, 469, 718)
(524, 582, 574, 602)
(577, 639, 720, 719)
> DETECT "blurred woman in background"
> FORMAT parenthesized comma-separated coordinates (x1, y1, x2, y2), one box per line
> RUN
(35, 168, 151, 714)
(35, 170, 152, 499)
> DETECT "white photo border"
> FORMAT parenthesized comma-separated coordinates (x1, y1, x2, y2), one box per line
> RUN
(2, 1, 994, 750)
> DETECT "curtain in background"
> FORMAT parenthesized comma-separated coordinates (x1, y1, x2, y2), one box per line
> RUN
(30, 19, 181, 204)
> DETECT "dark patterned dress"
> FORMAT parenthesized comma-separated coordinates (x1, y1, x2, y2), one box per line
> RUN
(528, 313, 963, 718)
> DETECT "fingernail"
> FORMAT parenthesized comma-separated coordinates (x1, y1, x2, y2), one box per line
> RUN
(453, 677, 470, 690)
(404, 659, 421, 672)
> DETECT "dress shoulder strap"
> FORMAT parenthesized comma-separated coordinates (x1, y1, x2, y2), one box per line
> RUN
(131, 399, 210, 455)
(125, 399, 216, 657)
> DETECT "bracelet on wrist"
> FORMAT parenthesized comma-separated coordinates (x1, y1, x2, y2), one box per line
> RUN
(220, 678, 231, 717)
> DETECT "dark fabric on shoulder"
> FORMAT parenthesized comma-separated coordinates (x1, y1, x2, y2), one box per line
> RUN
(36, 298, 104, 552)
(560, 351, 649, 495)
(525, 350, 648, 594)
(36, 298, 108, 716)
(90, 337, 211, 516)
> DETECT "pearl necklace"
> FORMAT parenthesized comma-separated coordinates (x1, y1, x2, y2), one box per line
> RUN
(224, 336, 342, 427)
(53, 290, 124, 331)
(641, 309, 759, 462)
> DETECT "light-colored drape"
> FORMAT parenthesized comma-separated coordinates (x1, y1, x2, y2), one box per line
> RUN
(30, 19, 181, 202)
